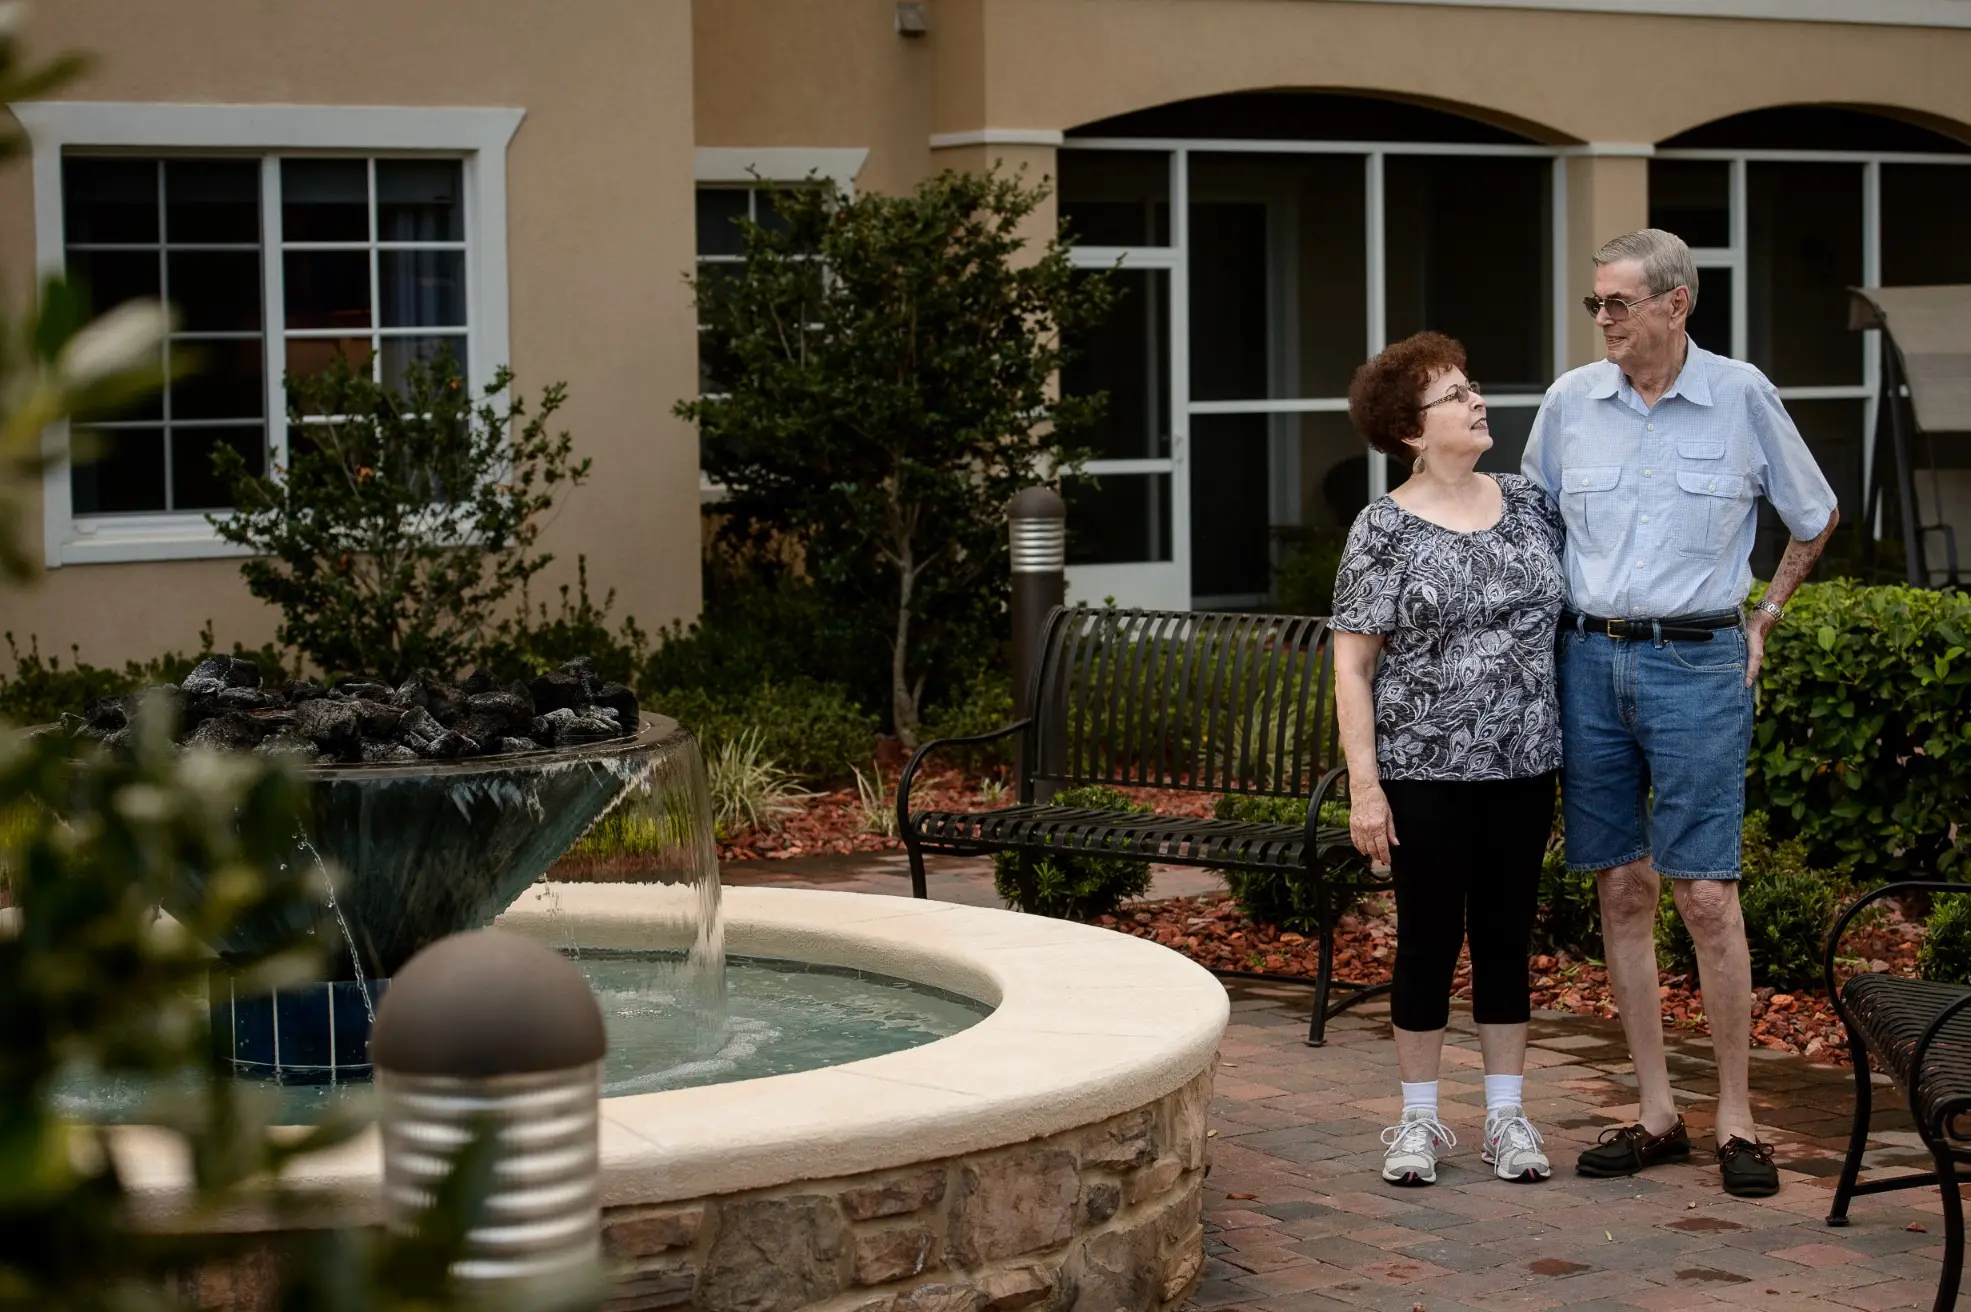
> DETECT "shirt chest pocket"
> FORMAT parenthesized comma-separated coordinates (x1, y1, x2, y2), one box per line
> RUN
(1562, 465, 1622, 549)
(1675, 469, 1750, 557)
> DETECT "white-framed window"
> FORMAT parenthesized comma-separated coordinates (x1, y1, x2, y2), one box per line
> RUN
(690, 148, 867, 499)
(16, 103, 522, 567)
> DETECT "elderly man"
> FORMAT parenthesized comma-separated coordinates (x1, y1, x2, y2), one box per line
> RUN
(1522, 228, 1838, 1198)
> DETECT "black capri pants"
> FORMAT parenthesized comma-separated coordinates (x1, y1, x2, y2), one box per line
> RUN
(1382, 771, 1557, 1033)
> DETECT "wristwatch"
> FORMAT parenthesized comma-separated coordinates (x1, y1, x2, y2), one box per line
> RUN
(1754, 598, 1784, 622)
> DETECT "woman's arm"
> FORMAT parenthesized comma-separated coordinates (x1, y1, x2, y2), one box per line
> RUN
(1333, 629, 1397, 865)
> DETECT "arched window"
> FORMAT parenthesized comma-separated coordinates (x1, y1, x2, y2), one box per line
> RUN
(1650, 105, 1971, 572)
(1054, 92, 1566, 609)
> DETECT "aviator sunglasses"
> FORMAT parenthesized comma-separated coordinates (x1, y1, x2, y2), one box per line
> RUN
(1581, 287, 1679, 320)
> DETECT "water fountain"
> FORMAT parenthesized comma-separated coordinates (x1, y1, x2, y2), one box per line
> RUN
(61, 663, 1228, 1311)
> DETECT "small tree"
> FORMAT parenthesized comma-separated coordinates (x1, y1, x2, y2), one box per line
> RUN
(211, 351, 589, 683)
(681, 169, 1112, 744)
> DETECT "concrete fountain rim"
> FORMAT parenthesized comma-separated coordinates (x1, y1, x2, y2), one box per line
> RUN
(108, 883, 1230, 1225)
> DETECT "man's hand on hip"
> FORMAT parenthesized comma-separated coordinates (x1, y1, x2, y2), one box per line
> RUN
(1744, 608, 1775, 687)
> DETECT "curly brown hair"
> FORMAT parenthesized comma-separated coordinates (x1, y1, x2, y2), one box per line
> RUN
(1346, 331, 1468, 460)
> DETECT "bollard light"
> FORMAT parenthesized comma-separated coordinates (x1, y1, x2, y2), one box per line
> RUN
(1007, 487, 1066, 802)
(370, 929, 607, 1288)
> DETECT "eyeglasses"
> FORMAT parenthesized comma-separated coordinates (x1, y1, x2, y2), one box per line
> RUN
(1419, 380, 1482, 412)
(1581, 288, 1676, 321)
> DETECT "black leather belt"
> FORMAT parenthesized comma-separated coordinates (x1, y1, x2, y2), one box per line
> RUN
(1562, 611, 1742, 642)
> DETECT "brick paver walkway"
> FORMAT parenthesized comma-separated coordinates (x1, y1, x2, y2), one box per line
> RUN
(1198, 981, 1956, 1311)
(724, 857, 1960, 1309)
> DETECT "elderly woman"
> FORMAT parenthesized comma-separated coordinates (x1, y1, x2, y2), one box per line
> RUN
(1330, 331, 1566, 1187)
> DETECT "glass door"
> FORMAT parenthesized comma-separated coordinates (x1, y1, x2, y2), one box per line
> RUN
(1060, 151, 1189, 610)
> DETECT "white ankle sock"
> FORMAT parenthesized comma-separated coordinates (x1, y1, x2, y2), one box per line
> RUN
(1400, 1080, 1438, 1117)
(1484, 1074, 1524, 1117)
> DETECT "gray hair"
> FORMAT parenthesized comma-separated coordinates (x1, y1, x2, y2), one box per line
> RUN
(1594, 228, 1699, 312)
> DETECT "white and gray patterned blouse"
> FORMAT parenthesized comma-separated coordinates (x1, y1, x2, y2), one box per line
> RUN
(1330, 473, 1565, 782)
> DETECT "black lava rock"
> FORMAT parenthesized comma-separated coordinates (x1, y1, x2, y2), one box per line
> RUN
(181, 655, 233, 697)
(70, 652, 636, 763)
(595, 682, 639, 731)
(396, 706, 444, 744)
(527, 669, 587, 715)
(465, 690, 533, 732)
(84, 697, 128, 733)
(346, 698, 405, 739)
(294, 698, 361, 757)
(216, 686, 282, 712)
(455, 713, 512, 749)
(256, 731, 322, 761)
(417, 730, 471, 760)
(391, 671, 466, 725)
(187, 712, 273, 751)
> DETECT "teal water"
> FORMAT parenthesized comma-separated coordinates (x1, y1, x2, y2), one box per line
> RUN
(53, 953, 990, 1125)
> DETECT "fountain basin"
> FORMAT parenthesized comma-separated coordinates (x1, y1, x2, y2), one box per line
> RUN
(112, 885, 1229, 1312)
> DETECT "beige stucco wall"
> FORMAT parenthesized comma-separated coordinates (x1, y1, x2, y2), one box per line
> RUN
(4, 0, 699, 669)
(697, 0, 1971, 369)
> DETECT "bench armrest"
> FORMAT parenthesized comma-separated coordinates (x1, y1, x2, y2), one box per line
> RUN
(1911, 989, 1971, 1138)
(1307, 764, 1350, 842)
(1824, 880, 1971, 1026)
(896, 719, 1032, 837)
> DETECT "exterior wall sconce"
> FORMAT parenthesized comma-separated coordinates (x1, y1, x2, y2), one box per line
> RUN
(896, 2, 929, 36)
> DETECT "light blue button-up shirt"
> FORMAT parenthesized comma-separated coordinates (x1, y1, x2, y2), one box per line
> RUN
(1520, 339, 1837, 619)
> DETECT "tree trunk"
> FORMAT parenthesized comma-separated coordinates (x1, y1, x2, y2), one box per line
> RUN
(891, 539, 920, 748)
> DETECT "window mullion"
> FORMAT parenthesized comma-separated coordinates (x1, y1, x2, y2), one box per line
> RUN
(263, 155, 288, 480)
(368, 157, 382, 382)
(157, 159, 174, 512)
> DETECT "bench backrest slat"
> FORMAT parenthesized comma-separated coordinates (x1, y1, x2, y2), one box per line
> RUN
(1023, 606, 1339, 799)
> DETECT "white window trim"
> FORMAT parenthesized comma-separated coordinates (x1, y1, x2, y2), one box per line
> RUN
(1326, 0, 1971, 29)
(694, 147, 868, 194)
(13, 101, 524, 568)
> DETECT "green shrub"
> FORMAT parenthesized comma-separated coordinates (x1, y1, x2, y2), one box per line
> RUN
(648, 678, 878, 786)
(1274, 529, 1346, 617)
(1210, 792, 1350, 932)
(920, 665, 1017, 769)
(1919, 895, 1971, 986)
(992, 782, 1152, 919)
(480, 555, 649, 689)
(1532, 839, 1602, 958)
(1750, 579, 1971, 879)
(1657, 812, 1843, 992)
(0, 627, 290, 726)
(705, 727, 812, 839)
(211, 349, 590, 684)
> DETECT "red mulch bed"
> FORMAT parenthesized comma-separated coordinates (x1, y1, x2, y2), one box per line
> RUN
(693, 746, 1922, 1068)
(715, 749, 1217, 863)
(1097, 891, 1924, 1067)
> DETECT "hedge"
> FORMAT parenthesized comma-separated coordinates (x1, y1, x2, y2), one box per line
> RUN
(1750, 580, 1970, 880)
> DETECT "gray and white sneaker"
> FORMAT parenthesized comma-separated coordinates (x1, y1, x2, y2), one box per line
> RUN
(1484, 1106, 1551, 1182)
(1380, 1108, 1456, 1186)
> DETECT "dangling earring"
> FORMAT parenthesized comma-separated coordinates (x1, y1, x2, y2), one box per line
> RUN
(1412, 451, 1426, 475)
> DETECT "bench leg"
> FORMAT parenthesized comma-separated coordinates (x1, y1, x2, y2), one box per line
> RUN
(1931, 1133, 1965, 1312)
(1307, 883, 1334, 1048)
(904, 836, 928, 900)
(1828, 1028, 1874, 1227)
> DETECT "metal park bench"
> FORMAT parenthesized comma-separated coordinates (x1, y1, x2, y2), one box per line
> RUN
(895, 605, 1387, 1045)
(1826, 882, 1971, 1312)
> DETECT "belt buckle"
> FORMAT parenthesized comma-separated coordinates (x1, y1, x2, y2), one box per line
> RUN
(1602, 617, 1622, 638)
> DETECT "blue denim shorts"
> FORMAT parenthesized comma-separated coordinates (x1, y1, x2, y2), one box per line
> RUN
(1556, 616, 1754, 880)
